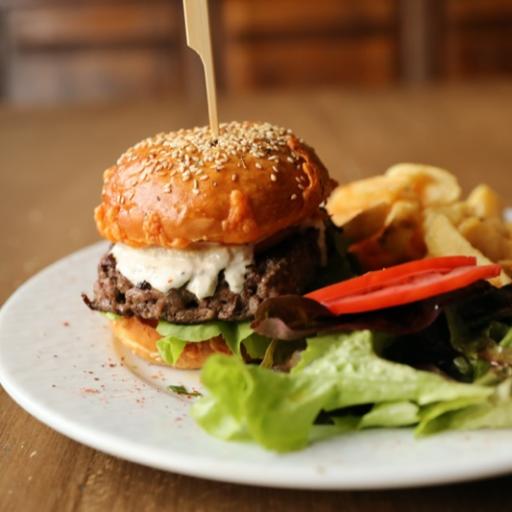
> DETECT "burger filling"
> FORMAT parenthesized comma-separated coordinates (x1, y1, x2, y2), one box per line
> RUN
(85, 228, 325, 323)
(111, 242, 253, 299)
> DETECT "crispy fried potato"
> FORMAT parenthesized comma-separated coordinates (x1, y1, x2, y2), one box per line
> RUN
(341, 202, 391, 242)
(350, 203, 426, 270)
(327, 163, 509, 280)
(458, 217, 510, 262)
(466, 184, 503, 219)
(423, 210, 510, 286)
(349, 222, 426, 270)
(385, 200, 421, 225)
(499, 260, 512, 277)
(326, 174, 413, 227)
(386, 163, 461, 206)
(428, 202, 469, 227)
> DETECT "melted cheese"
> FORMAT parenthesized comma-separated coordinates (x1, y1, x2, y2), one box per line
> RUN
(111, 243, 253, 299)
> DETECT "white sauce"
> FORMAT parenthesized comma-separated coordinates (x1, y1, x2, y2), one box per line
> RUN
(111, 243, 253, 299)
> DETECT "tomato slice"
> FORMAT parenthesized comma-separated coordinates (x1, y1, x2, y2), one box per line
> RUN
(306, 256, 477, 303)
(322, 264, 501, 315)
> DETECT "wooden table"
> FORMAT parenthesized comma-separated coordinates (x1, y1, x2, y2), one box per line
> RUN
(2, 83, 512, 511)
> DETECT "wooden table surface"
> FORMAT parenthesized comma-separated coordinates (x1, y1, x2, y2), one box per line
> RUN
(2, 83, 512, 512)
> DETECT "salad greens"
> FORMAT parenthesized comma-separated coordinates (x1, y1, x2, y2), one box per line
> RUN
(168, 384, 202, 397)
(191, 282, 512, 452)
(156, 320, 270, 365)
(192, 331, 493, 452)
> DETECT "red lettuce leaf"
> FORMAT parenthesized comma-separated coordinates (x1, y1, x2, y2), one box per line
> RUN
(252, 281, 512, 342)
(252, 295, 443, 340)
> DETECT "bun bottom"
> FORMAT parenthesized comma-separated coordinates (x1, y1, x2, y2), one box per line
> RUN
(111, 316, 230, 369)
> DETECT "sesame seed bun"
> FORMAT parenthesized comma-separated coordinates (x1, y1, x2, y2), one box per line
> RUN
(95, 121, 335, 248)
(111, 316, 231, 369)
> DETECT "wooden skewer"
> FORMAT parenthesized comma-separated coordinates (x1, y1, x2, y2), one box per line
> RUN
(183, 0, 219, 137)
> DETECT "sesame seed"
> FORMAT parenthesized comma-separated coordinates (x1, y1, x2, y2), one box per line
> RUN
(272, 165, 279, 173)
(270, 174, 277, 182)
(116, 121, 297, 186)
(232, 174, 237, 182)
(290, 194, 297, 200)
(287, 156, 294, 163)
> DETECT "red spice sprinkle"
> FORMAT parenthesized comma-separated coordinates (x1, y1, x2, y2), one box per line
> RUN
(81, 388, 100, 394)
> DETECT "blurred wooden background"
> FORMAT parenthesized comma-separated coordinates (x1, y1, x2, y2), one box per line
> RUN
(0, 0, 511, 105)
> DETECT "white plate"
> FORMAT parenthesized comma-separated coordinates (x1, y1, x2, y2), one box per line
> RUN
(2, 242, 512, 490)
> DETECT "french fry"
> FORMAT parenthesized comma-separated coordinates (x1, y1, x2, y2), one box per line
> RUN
(423, 210, 510, 286)
(458, 217, 509, 262)
(466, 184, 503, 219)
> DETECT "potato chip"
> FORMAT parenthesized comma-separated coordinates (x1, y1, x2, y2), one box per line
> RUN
(385, 200, 421, 226)
(386, 163, 461, 206)
(326, 174, 412, 227)
(350, 221, 426, 270)
(341, 202, 391, 242)
(423, 210, 510, 286)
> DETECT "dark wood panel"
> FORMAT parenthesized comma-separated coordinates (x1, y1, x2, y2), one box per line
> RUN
(7, 48, 182, 104)
(443, 27, 512, 78)
(446, 0, 512, 20)
(222, 0, 397, 35)
(440, 0, 512, 78)
(1, 1, 185, 104)
(1, 0, 512, 104)
(7, 3, 180, 49)
(220, 0, 398, 90)
(224, 36, 396, 90)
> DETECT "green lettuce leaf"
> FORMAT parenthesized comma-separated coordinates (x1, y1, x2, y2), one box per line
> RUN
(192, 330, 491, 452)
(360, 401, 419, 428)
(417, 379, 512, 435)
(156, 320, 269, 365)
(157, 337, 188, 366)
(100, 312, 121, 321)
(328, 401, 419, 432)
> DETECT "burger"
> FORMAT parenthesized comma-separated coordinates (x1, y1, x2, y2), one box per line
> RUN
(83, 121, 337, 369)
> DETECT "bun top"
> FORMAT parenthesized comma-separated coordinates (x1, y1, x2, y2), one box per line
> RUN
(95, 121, 335, 248)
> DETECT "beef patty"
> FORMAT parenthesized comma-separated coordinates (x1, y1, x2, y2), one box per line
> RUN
(84, 228, 323, 323)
